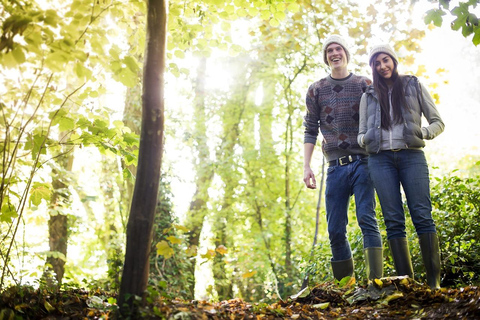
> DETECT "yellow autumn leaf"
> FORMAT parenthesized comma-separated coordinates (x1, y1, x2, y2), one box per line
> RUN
(185, 245, 197, 257)
(166, 235, 182, 245)
(216, 245, 228, 255)
(44, 301, 55, 313)
(383, 291, 403, 303)
(312, 302, 329, 309)
(403, 55, 415, 66)
(173, 224, 189, 232)
(156, 240, 174, 259)
(201, 249, 216, 259)
(416, 65, 427, 76)
(242, 270, 257, 278)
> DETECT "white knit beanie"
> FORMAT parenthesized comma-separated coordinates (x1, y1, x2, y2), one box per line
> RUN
(322, 34, 350, 65)
(368, 44, 398, 66)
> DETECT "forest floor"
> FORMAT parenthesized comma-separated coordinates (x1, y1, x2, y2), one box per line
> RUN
(0, 276, 479, 319)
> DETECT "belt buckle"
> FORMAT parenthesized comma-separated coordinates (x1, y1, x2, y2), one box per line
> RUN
(339, 155, 353, 166)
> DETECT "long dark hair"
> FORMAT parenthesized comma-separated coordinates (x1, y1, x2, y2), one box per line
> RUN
(371, 53, 409, 130)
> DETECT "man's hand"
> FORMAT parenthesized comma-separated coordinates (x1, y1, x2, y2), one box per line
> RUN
(303, 166, 317, 189)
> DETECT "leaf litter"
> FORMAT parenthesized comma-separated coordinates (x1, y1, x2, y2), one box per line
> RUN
(0, 277, 479, 319)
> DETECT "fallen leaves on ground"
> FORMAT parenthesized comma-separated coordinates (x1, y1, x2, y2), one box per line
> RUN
(0, 277, 479, 319)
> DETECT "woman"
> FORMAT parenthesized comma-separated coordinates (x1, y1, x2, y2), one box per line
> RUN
(358, 44, 444, 289)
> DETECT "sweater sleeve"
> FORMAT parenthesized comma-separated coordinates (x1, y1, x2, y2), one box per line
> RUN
(357, 93, 368, 148)
(418, 81, 445, 140)
(303, 84, 320, 144)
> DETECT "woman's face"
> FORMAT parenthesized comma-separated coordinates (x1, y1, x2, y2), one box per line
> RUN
(373, 53, 395, 82)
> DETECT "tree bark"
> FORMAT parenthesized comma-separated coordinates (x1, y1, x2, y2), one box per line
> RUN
(118, 0, 166, 315)
(211, 64, 249, 300)
(44, 152, 74, 289)
(184, 57, 213, 298)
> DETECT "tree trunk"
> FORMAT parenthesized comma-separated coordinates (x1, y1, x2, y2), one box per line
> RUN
(211, 64, 249, 299)
(212, 192, 234, 300)
(101, 157, 124, 291)
(118, 0, 166, 315)
(44, 152, 74, 289)
(184, 57, 213, 298)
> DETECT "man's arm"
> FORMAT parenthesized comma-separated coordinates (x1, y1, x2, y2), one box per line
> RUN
(303, 143, 316, 189)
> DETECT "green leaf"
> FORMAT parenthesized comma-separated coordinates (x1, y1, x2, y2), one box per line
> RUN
(274, 11, 286, 21)
(1, 51, 19, 69)
(44, 9, 59, 27)
(224, 5, 235, 14)
(462, 24, 474, 37)
(45, 51, 69, 72)
(59, 117, 75, 132)
(117, 68, 137, 87)
(439, 0, 450, 9)
(1, 203, 18, 222)
(424, 9, 445, 27)
(75, 62, 92, 79)
(260, 10, 270, 20)
(32, 134, 47, 159)
(30, 183, 51, 206)
(269, 18, 280, 27)
(288, 2, 300, 13)
(50, 108, 68, 120)
(473, 28, 480, 46)
(451, 5, 469, 30)
(236, 8, 248, 17)
(123, 132, 139, 145)
(12, 46, 26, 64)
(247, 7, 259, 16)
(123, 56, 139, 73)
(174, 50, 185, 59)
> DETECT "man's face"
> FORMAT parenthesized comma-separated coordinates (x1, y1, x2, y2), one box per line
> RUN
(326, 43, 348, 70)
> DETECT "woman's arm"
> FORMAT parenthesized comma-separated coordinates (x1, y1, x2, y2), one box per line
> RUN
(418, 81, 445, 140)
(357, 93, 368, 147)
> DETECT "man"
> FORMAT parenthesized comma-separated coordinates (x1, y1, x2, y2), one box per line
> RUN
(303, 34, 383, 282)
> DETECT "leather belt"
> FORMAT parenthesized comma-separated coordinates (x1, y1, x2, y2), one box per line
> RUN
(329, 154, 366, 167)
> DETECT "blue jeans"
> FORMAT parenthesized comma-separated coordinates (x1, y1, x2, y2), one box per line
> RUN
(325, 158, 382, 261)
(368, 149, 437, 240)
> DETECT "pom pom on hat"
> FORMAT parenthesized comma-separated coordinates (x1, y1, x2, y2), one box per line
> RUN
(322, 34, 350, 65)
(368, 44, 398, 66)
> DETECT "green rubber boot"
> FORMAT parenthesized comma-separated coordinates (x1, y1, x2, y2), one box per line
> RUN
(388, 237, 414, 278)
(331, 258, 354, 282)
(364, 247, 383, 280)
(419, 232, 441, 289)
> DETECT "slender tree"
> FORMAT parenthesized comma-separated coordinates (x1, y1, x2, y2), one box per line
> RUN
(43, 141, 74, 289)
(184, 57, 213, 298)
(118, 0, 167, 315)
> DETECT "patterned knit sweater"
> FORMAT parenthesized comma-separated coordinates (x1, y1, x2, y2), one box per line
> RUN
(303, 73, 371, 161)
